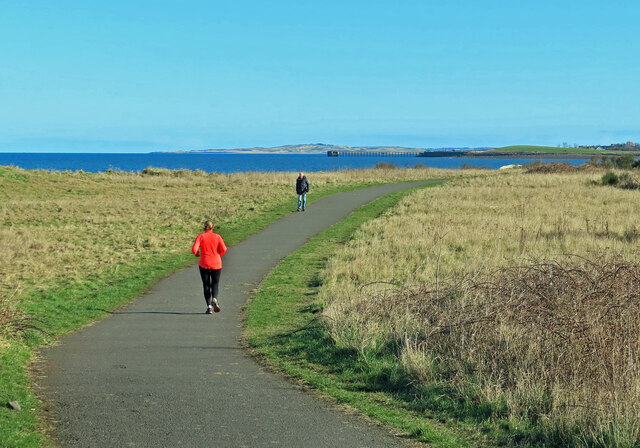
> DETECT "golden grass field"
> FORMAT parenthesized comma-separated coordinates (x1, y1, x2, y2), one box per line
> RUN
(321, 167, 640, 445)
(0, 165, 454, 343)
(7, 163, 640, 445)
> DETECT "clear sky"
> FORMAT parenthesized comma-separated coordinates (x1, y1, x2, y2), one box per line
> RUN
(1, 1, 639, 152)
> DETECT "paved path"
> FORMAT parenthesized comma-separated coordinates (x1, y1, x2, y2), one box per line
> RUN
(38, 182, 434, 447)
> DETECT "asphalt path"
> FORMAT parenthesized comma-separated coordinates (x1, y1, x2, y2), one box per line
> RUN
(38, 181, 435, 447)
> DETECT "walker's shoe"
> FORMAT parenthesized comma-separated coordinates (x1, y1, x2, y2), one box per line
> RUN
(296, 208, 301, 212)
(302, 207, 305, 211)
(212, 300, 221, 313)
(205, 306, 213, 314)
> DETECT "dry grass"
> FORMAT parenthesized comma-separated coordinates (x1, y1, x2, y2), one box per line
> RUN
(321, 169, 640, 444)
(0, 164, 455, 344)
(322, 170, 640, 293)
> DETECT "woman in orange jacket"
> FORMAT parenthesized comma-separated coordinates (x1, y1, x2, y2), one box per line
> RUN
(192, 220, 227, 314)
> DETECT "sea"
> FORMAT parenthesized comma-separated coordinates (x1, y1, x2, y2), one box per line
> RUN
(0, 152, 586, 174)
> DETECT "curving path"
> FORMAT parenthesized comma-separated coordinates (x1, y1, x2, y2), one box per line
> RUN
(38, 181, 435, 447)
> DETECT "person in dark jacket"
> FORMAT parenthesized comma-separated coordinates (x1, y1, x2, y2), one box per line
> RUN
(296, 172, 309, 211)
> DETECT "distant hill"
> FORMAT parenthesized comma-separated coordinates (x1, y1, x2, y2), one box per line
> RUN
(159, 143, 639, 157)
(484, 145, 640, 156)
(161, 143, 490, 154)
(490, 145, 566, 153)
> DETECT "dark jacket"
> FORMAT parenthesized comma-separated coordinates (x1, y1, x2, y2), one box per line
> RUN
(296, 176, 309, 195)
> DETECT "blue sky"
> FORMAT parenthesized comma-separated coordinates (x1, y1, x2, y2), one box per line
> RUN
(1, 1, 638, 152)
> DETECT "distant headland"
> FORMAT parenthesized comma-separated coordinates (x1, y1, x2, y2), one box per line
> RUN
(157, 143, 455, 154)
(157, 142, 640, 158)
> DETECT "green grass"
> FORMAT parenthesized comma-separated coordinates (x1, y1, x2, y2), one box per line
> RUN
(244, 181, 509, 447)
(495, 145, 578, 153)
(0, 344, 44, 448)
(488, 145, 639, 155)
(0, 176, 437, 447)
(0, 166, 29, 181)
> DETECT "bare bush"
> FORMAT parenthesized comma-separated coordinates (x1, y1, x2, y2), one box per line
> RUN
(374, 162, 398, 169)
(524, 161, 578, 174)
(359, 257, 640, 442)
(618, 172, 640, 190)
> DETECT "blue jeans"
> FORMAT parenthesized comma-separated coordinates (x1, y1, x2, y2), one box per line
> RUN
(298, 193, 306, 209)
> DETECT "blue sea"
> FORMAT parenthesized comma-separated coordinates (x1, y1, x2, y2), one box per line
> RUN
(0, 153, 586, 173)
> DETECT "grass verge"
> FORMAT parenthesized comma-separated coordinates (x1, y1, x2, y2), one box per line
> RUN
(244, 181, 491, 447)
(1, 344, 43, 447)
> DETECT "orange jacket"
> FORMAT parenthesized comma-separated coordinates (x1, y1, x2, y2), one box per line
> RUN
(192, 230, 227, 269)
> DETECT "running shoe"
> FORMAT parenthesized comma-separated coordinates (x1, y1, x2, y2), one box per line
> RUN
(212, 301, 221, 313)
(205, 306, 213, 314)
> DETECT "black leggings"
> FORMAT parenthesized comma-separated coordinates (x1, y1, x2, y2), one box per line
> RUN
(199, 267, 222, 306)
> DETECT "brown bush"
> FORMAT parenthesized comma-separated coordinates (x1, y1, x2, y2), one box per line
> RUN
(374, 162, 398, 169)
(523, 161, 578, 173)
(374, 257, 640, 440)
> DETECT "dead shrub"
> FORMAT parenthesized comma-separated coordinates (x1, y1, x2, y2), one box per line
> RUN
(329, 256, 640, 441)
(385, 256, 640, 441)
(140, 167, 172, 176)
(374, 162, 398, 169)
(524, 161, 578, 174)
(618, 172, 640, 190)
